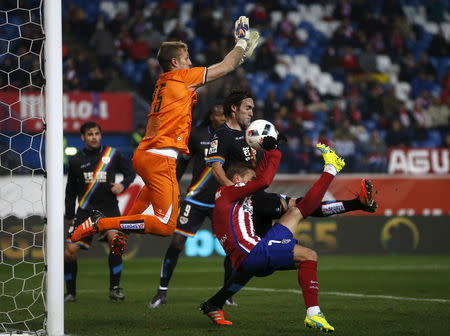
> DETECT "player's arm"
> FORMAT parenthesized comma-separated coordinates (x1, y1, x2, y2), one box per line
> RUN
(205, 130, 233, 186)
(206, 47, 245, 83)
(225, 149, 282, 202)
(115, 151, 136, 193)
(205, 16, 250, 83)
(211, 161, 233, 186)
(176, 154, 191, 181)
(176, 131, 197, 181)
(64, 157, 78, 222)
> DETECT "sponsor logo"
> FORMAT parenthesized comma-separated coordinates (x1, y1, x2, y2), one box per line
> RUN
(281, 239, 291, 244)
(388, 148, 449, 174)
(208, 140, 218, 154)
(179, 216, 188, 225)
(120, 223, 145, 230)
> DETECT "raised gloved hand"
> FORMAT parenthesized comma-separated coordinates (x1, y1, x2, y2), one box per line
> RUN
(244, 30, 260, 59)
(261, 136, 278, 151)
(234, 16, 250, 41)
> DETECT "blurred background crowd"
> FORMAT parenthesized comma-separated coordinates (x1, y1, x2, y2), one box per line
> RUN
(1, 0, 449, 173)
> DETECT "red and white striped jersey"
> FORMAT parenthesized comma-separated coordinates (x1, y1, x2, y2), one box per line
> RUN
(212, 150, 282, 269)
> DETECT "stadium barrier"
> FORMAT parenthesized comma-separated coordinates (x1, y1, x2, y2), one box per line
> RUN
(1, 174, 449, 259)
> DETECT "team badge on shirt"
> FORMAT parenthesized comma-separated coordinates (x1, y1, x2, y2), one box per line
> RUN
(102, 157, 111, 164)
(179, 216, 188, 224)
(208, 140, 218, 154)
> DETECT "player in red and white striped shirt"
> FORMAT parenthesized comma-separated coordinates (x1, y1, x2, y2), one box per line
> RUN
(200, 138, 345, 332)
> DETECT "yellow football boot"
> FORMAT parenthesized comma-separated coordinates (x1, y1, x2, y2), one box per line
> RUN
(304, 312, 335, 332)
(316, 143, 345, 173)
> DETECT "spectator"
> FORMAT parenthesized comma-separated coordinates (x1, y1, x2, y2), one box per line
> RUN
(90, 17, 116, 69)
(358, 44, 377, 73)
(332, 119, 357, 171)
(88, 67, 106, 92)
(428, 29, 450, 58)
(385, 119, 410, 147)
(425, 0, 445, 23)
(364, 130, 387, 172)
(139, 58, 162, 99)
(129, 35, 151, 62)
(424, 96, 450, 130)
(167, 22, 188, 41)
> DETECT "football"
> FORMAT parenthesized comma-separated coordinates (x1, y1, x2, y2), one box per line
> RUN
(245, 119, 278, 151)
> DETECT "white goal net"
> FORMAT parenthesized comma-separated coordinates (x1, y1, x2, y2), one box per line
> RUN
(0, 0, 46, 335)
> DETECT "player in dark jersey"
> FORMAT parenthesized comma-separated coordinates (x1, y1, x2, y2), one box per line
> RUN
(148, 104, 225, 308)
(150, 91, 256, 308)
(64, 122, 136, 302)
(200, 140, 346, 332)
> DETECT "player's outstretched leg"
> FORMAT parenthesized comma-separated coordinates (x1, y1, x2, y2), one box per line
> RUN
(199, 301, 233, 325)
(359, 179, 377, 212)
(69, 210, 104, 242)
(304, 312, 335, 332)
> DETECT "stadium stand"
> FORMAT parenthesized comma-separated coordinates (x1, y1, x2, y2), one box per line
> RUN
(2, 0, 449, 173)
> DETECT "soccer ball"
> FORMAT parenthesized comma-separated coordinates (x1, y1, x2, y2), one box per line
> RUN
(245, 119, 278, 151)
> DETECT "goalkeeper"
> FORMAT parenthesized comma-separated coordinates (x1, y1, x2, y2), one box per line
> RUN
(69, 18, 260, 244)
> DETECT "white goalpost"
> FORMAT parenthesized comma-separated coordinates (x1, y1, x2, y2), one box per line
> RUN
(0, 0, 63, 335)
(44, 0, 64, 334)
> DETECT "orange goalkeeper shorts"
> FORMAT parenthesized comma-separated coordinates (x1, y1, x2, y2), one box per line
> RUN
(130, 149, 179, 236)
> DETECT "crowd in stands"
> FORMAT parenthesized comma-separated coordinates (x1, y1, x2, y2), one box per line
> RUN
(4, 0, 449, 174)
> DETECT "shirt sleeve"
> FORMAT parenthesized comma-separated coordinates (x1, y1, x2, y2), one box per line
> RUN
(64, 157, 78, 220)
(222, 150, 282, 202)
(178, 67, 207, 87)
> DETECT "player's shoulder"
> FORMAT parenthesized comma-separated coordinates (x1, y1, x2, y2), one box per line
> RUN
(212, 124, 237, 139)
(163, 67, 206, 80)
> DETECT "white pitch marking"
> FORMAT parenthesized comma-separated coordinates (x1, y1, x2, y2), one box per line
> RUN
(77, 287, 450, 303)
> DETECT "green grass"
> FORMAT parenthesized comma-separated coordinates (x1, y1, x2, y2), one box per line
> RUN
(63, 256, 450, 336)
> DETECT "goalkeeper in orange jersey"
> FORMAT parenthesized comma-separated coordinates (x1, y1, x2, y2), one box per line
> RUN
(69, 17, 260, 243)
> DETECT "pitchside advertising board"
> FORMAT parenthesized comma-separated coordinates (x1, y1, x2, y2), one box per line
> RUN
(0, 91, 133, 133)
(1, 174, 449, 260)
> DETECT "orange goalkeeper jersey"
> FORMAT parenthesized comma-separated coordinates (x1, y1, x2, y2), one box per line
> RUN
(138, 67, 207, 154)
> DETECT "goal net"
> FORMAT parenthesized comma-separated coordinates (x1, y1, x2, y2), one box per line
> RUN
(0, 0, 46, 334)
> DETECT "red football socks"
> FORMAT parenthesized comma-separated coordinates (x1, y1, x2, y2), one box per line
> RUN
(298, 260, 319, 308)
(296, 172, 334, 217)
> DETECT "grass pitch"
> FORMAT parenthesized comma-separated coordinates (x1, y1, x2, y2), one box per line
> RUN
(66, 256, 450, 336)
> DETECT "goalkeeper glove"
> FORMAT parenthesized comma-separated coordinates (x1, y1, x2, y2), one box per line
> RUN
(244, 30, 260, 59)
(234, 16, 250, 50)
(234, 16, 250, 41)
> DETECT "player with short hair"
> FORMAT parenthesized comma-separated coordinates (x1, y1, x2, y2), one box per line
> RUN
(200, 140, 346, 332)
(69, 17, 260, 242)
(64, 121, 135, 302)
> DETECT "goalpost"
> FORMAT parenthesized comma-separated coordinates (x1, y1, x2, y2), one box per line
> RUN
(0, 0, 63, 335)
